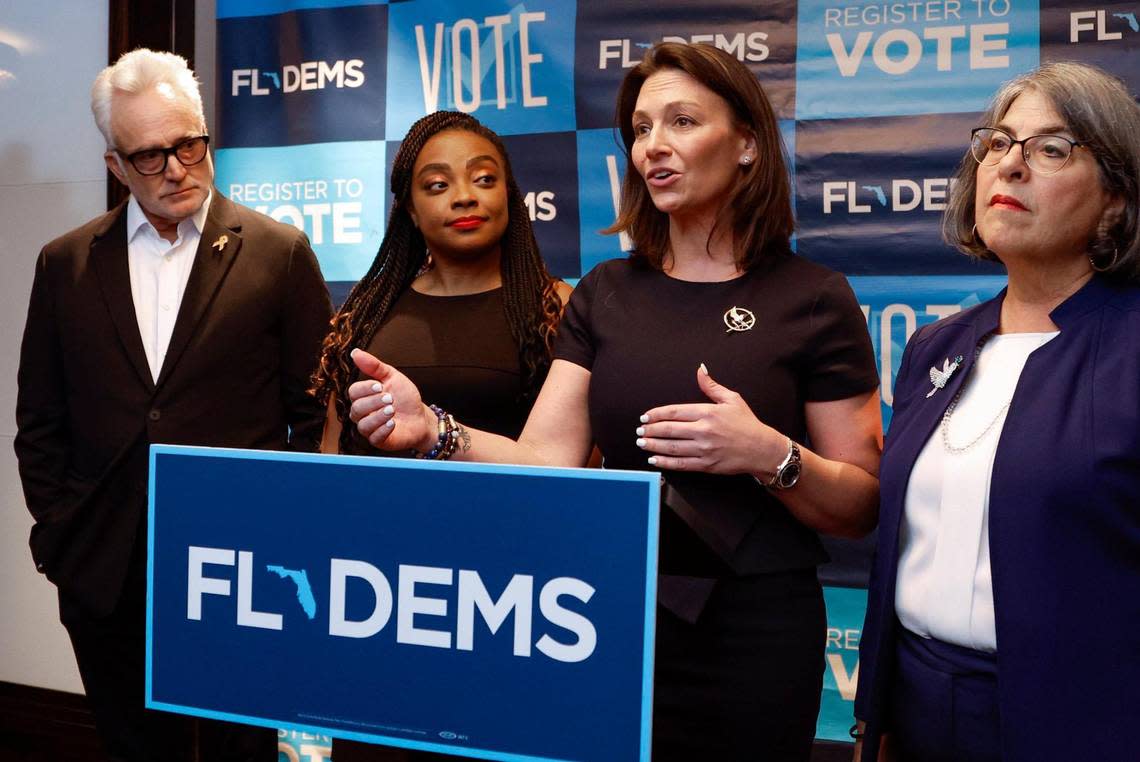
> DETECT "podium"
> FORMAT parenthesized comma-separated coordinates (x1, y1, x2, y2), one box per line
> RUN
(146, 445, 659, 761)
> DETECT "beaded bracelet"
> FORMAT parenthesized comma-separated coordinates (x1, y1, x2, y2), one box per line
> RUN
(416, 405, 448, 459)
(415, 405, 462, 461)
(439, 413, 461, 460)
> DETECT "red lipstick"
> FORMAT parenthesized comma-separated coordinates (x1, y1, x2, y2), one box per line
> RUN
(990, 194, 1028, 211)
(448, 216, 487, 230)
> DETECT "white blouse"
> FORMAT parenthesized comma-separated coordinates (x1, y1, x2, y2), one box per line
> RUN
(895, 330, 1058, 652)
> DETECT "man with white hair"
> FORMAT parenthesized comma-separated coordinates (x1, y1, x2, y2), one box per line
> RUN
(14, 49, 331, 761)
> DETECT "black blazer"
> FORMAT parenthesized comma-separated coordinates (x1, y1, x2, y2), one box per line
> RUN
(14, 193, 332, 617)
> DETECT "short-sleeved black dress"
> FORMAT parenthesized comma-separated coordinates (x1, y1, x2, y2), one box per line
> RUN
(554, 255, 878, 760)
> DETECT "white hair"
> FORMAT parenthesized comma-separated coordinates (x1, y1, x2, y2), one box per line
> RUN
(90, 48, 205, 149)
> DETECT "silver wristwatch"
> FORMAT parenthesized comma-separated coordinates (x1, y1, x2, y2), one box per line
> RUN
(767, 438, 802, 490)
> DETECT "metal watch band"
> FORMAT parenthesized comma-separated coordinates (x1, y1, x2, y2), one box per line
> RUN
(767, 438, 802, 490)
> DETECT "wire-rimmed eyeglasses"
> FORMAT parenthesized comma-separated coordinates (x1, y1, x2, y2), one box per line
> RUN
(118, 135, 210, 176)
(969, 127, 1085, 175)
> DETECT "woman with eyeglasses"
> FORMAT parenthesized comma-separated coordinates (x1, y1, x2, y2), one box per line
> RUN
(853, 63, 1140, 762)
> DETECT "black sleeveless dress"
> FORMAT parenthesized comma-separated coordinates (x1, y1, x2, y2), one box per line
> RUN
(334, 286, 531, 762)
(342, 286, 528, 457)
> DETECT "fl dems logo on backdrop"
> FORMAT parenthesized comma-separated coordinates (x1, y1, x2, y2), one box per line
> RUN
(597, 30, 772, 69)
(573, 0, 799, 126)
(216, 4, 387, 146)
(822, 176, 957, 214)
(185, 545, 598, 664)
(1069, 8, 1139, 41)
(231, 59, 365, 96)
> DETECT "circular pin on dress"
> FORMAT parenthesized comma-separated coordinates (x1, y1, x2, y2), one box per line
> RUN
(723, 306, 756, 333)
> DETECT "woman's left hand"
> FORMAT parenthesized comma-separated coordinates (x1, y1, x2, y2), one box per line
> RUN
(637, 364, 786, 476)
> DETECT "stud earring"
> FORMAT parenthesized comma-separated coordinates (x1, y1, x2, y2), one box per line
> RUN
(740, 155, 753, 166)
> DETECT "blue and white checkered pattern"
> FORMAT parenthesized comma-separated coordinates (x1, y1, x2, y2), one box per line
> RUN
(212, 0, 1139, 748)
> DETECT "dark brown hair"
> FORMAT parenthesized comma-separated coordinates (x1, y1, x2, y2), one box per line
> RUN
(310, 111, 562, 450)
(604, 42, 794, 270)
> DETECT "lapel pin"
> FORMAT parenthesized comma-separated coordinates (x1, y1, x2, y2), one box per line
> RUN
(927, 355, 964, 398)
(212, 234, 229, 252)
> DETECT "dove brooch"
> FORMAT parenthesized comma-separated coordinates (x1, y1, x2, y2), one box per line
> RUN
(927, 355, 964, 398)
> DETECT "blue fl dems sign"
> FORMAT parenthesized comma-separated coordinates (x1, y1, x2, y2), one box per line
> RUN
(146, 446, 659, 761)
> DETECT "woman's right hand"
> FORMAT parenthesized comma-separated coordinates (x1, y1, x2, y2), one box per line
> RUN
(348, 348, 437, 452)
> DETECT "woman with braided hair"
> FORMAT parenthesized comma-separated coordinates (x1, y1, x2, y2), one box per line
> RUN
(311, 111, 570, 461)
(315, 112, 569, 761)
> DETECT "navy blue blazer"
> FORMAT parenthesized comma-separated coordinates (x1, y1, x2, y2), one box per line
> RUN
(856, 275, 1140, 761)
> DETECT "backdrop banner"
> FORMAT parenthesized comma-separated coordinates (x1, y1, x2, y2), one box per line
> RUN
(146, 446, 659, 761)
(210, 0, 1140, 747)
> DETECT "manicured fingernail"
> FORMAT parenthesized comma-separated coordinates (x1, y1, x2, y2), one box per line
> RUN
(640, 414, 649, 423)
(381, 393, 392, 404)
(636, 438, 647, 448)
(351, 348, 360, 356)
(698, 362, 708, 375)
(383, 405, 394, 416)
(371, 382, 383, 393)
(647, 457, 658, 466)
(385, 419, 395, 428)
(635, 426, 645, 436)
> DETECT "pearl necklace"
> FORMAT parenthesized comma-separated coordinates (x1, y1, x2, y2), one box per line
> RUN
(940, 389, 1012, 454)
(938, 333, 1012, 455)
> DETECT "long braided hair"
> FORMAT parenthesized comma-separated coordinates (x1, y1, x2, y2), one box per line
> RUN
(310, 111, 563, 451)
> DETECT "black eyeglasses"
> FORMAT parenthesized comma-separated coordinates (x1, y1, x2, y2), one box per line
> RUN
(118, 135, 210, 176)
(969, 127, 1085, 175)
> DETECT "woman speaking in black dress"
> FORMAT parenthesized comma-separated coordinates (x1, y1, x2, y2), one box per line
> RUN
(310, 111, 569, 761)
(347, 44, 882, 760)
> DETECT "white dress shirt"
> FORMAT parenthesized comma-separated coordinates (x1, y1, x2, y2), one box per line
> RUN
(125, 192, 211, 382)
(895, 330, 1058, 652)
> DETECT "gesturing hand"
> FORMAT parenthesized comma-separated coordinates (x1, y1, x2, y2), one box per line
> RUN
(348, 348, 436, 452)
(636, 364, 786, 476)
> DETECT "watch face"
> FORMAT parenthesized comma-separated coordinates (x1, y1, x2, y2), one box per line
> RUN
(778, 463, 802, 489)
